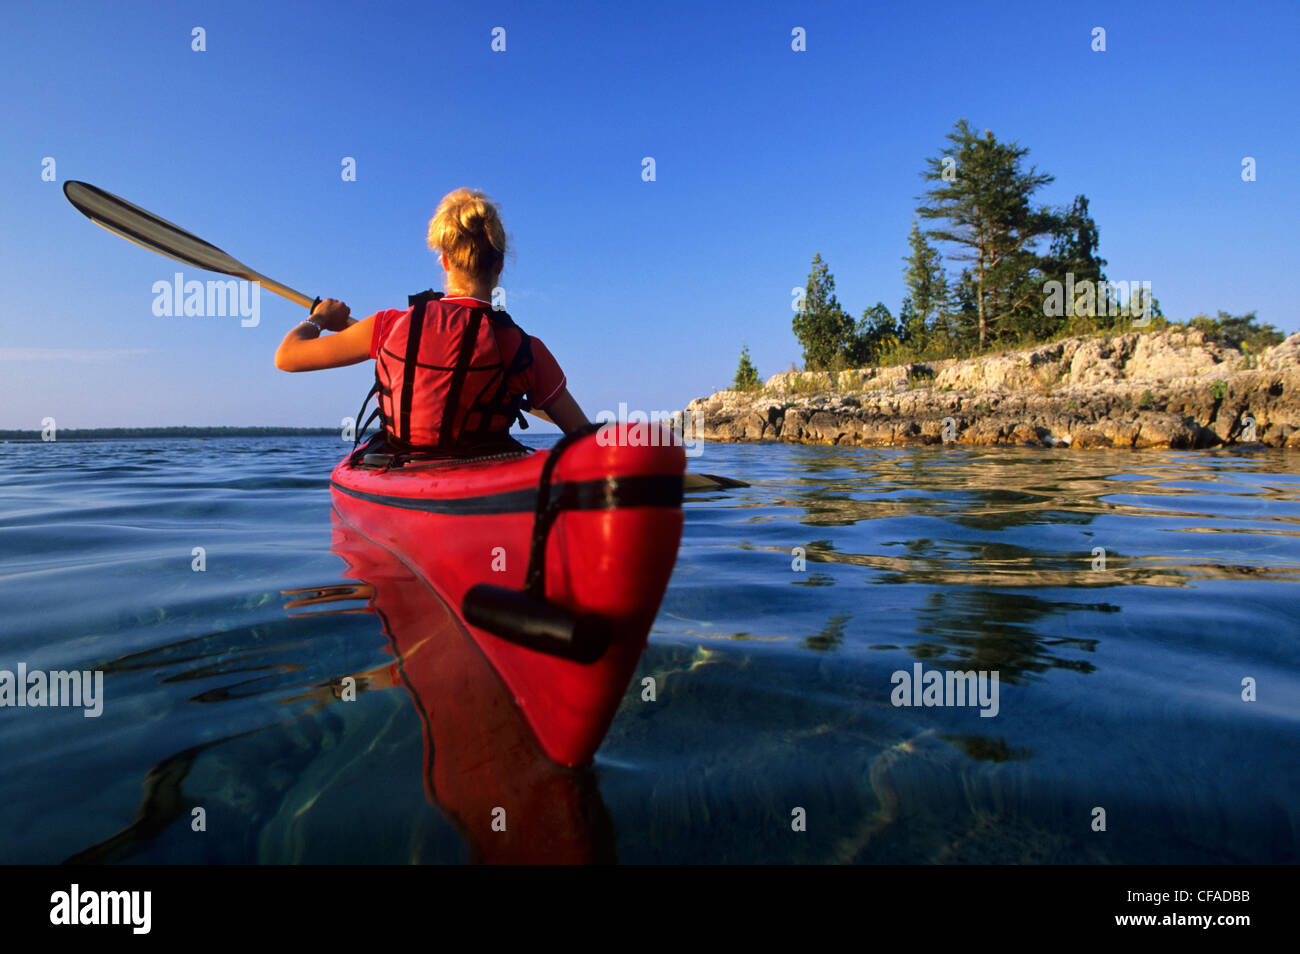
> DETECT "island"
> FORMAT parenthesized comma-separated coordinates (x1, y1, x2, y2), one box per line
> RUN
(685, 328, 1300, 449)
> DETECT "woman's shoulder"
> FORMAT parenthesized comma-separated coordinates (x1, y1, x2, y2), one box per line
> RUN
(370, 307, 412, 331)
(366, 308, 410, 358)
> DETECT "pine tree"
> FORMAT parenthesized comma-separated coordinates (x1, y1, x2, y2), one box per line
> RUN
(1040, 194, 1109, 330)
(950, 269, 980, 352)
(1046, 196, 1106, 287)
(896, 297, 919, 347)
(901, 222, 948, 345)
(733, 346, 760, 391)
(916, 120, 1056, 349)
(792, 253, 854, 370)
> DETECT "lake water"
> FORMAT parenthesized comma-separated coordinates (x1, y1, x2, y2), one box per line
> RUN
(1, 435, 1296, 863)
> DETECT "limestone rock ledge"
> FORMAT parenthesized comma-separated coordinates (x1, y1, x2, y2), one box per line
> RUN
(683, 330, 1300, 449)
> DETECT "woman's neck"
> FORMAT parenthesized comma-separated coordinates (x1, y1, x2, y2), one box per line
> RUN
(444, 276, 494, 301)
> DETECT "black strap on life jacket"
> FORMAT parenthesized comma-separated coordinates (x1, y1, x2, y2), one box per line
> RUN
(438, 303, 484, 448)
(350, 290, 439, 461)
(463, 308, 535, 438)
(350, 382, 382, 457)
(399, 290, 440, 444)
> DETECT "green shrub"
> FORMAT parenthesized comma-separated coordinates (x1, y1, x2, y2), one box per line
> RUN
(1189, 311, 1285, 354)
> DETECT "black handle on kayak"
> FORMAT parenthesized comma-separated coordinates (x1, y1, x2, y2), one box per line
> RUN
(462, 424, 613, 663)
(462, 584, 611, 664)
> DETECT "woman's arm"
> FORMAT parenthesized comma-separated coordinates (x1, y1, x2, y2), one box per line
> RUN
(531, 388, 589, 434)
(274, 300, 374, 372)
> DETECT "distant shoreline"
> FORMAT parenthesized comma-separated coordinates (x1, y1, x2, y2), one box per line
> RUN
(0, 427, 342, 442)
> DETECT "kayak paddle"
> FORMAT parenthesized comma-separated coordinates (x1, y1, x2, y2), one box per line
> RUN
(62, 180, 328, 313)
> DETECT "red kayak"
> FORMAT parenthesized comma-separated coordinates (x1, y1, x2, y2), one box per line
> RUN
(329, 427, 686, 767)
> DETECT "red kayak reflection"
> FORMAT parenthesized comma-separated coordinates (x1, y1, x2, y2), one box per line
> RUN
(286, 512, 617, 864)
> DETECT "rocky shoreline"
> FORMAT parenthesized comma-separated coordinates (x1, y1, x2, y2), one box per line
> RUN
(684, 330, 1300, 449)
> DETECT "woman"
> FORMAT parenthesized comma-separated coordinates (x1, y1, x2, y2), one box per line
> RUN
(274, 188, 589, 452)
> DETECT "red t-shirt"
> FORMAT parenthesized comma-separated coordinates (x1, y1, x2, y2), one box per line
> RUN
(366, 296, 567, 410)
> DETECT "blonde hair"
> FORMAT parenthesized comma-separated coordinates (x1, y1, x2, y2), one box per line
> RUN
(427, 188, 506, 281)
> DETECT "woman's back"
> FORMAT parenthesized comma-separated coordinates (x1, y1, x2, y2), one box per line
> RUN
(273, 187, 589, 442)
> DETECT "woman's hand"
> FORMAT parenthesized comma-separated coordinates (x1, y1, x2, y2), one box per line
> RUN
(310, 298, 352, 332)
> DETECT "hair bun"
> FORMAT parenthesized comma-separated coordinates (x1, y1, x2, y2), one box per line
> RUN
(428, 188, 506, 280)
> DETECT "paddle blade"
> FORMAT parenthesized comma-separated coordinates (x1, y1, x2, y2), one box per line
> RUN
(63, 180, 318, 309)
(683, 473, 749, 492)
(63, 180, 248, 275)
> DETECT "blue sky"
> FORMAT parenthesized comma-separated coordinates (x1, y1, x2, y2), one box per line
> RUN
(2, 0, 1296, 429)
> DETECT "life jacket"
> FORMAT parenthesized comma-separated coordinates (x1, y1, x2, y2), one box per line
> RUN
(363, 291, 534, 450)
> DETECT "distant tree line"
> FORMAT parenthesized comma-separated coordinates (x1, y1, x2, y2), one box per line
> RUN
(0, 426, 341, 441)
(757, 118, 1285, 377)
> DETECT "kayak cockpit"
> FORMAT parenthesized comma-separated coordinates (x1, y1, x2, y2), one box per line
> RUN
(350, 431, 533, 472)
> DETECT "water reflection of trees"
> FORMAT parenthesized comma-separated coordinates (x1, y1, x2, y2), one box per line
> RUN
(777, 446, 1300, 536)
(802, 614, 849, 652)
(766, 447, 1300, 590)
(941, 733, 1032, 762)
(748, 446, 1300, 686)
(911, 589, 1103, 683)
